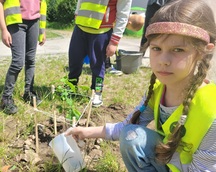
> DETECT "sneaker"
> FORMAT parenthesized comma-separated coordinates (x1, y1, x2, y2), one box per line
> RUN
(106, 65, 123, 76)
(92, 92, 103, 107)
(0, 96, 18, 114)
(23, 91, 41, 106)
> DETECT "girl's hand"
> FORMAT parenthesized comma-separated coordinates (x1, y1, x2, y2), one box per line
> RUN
(39, 31, 46, 46)
(65, 126, 106, 140)
(64, 126, 87, 141)
(2, 29, 12, 48)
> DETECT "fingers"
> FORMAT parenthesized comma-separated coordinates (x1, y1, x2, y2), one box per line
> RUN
(3, 37, 12, 48)
(8, 36, 12, 46)
(2, 30, 12, 48)
(39, 39, 46, 46)
(64, 127, 85, 144)
(106, 43, 117, 57)
(39, 35, 46, 46)
(39, 41, 44, 46)
(106, 50, 114, 57)
(64, 127, 74, 136)
(3, 41, 10, 48)
(64, 127, 79, 142)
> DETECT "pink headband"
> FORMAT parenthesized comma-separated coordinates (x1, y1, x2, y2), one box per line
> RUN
(145, 22, 210, 43)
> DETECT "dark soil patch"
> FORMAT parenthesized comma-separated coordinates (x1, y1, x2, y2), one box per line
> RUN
(1, 103, 132, 172)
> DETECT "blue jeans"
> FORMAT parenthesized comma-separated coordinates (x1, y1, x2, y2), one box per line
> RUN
(119, 124, 168, 172)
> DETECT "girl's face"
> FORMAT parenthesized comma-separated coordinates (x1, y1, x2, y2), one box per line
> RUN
(149, 34, 199, 87)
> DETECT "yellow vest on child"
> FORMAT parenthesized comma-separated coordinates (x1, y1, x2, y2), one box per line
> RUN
(148, 81, 216, 171)
(75, 0, 109, 29)
(3, 0, 47, 42)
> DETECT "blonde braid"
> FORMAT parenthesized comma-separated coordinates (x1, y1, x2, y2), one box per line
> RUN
(155, 54, 212, 164)
(182, 54, 211, 114)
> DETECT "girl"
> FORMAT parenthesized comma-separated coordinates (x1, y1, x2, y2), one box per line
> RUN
(65, 0, 216, 171)
(0, 0, 46, 114)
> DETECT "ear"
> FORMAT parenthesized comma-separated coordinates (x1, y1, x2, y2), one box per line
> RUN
(205, 43, 215, 52)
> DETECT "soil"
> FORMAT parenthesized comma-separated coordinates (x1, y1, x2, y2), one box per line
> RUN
(1, 102, 133, 172)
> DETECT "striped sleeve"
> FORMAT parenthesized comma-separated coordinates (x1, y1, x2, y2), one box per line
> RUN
(188, 120, 216, 171)
(110, 34, 121, 45)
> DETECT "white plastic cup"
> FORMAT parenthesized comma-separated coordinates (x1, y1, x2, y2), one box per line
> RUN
(49, 133, 85, 172)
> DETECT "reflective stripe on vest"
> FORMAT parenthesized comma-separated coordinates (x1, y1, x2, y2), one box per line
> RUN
(3, 0, 47, 42)
(75, 0, 109, 29)
(4, 0, 22, 25)
(148, 81, 216, 171)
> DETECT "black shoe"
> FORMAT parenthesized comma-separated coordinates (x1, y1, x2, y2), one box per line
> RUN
(23, 91, 41, 106)
(0, 96, 18, 114)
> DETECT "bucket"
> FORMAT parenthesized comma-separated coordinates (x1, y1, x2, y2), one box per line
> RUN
(49, 133, 85, 172)
(116, 49, 143, 74)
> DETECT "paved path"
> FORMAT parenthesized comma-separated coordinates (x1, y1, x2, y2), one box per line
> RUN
(0, 30, 150, 67)
(0, 31, 143, 57)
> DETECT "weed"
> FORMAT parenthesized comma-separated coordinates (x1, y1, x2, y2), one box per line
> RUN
(54, 75, 90, 123)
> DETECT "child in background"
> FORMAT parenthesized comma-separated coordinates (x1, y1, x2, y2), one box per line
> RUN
(126, 13, 144, 32)
(0, 0, 47, 114)
(68, 0, 132, 107)
(66, 0, 216, 171)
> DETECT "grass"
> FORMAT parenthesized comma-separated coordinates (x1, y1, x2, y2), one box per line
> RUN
(95, 142, 123, 172)
(47, 22, 74, 31)
(0, 29, 151, 171)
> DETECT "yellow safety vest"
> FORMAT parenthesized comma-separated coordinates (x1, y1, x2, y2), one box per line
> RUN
(148, 81, 216, 171)
(3, 0, 47, 42)
(75, 0, 109, 29)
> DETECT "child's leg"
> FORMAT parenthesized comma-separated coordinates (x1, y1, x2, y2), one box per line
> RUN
(25, 19, 39, 93)
(120, 124, 168, 172)
(68, 26, 87, 85)
(87, 29, 112, 90)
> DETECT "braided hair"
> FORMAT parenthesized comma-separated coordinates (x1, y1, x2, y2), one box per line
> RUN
(131, 0, 216, 164)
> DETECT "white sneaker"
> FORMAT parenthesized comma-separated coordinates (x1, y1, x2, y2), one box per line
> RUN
(92, 92, 103, 107)
(107, 65, 123, 76)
